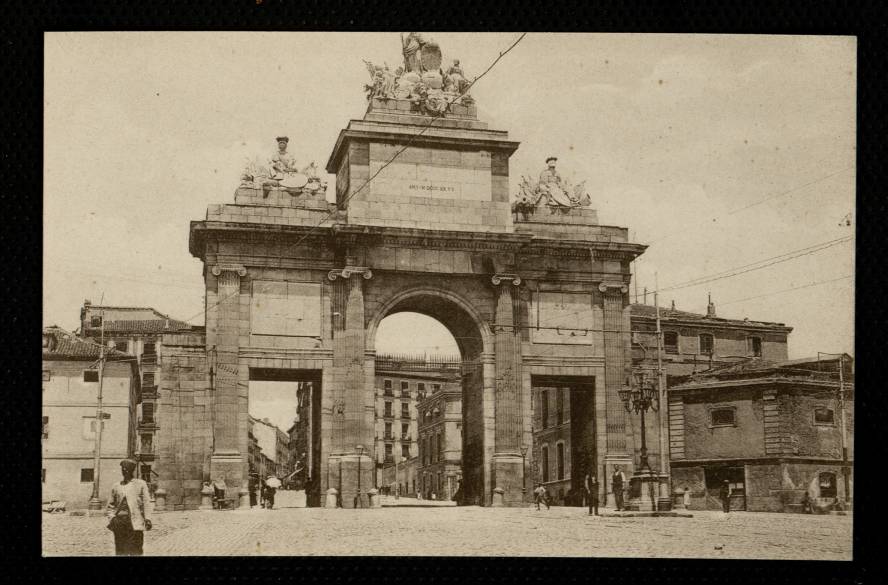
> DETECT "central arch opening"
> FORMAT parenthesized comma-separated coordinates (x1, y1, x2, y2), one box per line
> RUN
(370, 291, 490, 506)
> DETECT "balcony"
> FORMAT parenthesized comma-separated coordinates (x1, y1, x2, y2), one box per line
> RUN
(141, 353, 158, 365)
(400, 412, 411, 420)
(138, 418, 159, 430)
(141, 385, 158, 399)
(401, 434, 411, 442)
(383, 433, 394, 441)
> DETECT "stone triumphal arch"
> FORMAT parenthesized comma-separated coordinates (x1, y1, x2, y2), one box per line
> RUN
(157, 35, 646, 509)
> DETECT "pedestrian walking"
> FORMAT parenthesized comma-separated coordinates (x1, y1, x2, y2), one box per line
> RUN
(264, 475, 281, 509)
(801, 490, 813, 514)
(533, 484, 550, 510)
(719, 479, 731, 513)
(105, 458, 152, 556)
(611, 466, 626, 511)
(585, 473, 600, 516)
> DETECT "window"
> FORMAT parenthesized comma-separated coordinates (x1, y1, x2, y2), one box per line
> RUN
(402, 443, 410, 459)
(664, 332, 678, 354)
(142, 402, 155, 423)
(384, 443, 393, 462)
(711, 408, 736, 427)
(83, 369, 99, 383)
(540, 390, 549, 429)
(90, 316, 102, 327)
(417, 383, 425, 396)
(143, 372, 155, 386)
(438, 432, 444, 461)
(80, 468, 94, 483)
(384, 402, 393, 417)
(541, 445, 550, 483)
(42, 370, 51, 382)
(401, 423, 409, 439)
(432, 384, 441, 393)
(143, 342, 156, 355)
(383, 379, 393, 396)
(384, 422, 393, 440)
(747, 336, 762, 357)
(430, 434, 437, 463)
(140, 434, 153, 453)
(556, 443, 565, 480)
(699, 334, 714, 355)
(423, 436, 429, 465)
(819, 472, 837, 498)
(42, 416, 49, 439)
(401, 403, 410, 418)
(401, 381, 410, 395)
(814, 408, 835, 425)
(114, 341, 128, 352)
(556, 389, 564, 425)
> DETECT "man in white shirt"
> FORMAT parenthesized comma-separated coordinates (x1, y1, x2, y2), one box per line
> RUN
(106, 459, 152, 555)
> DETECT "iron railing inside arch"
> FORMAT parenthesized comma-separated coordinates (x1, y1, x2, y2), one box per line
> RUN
(374, 353, 480, 376)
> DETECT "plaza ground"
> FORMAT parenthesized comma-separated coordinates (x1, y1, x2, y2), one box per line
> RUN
(42, 498, 852, 559)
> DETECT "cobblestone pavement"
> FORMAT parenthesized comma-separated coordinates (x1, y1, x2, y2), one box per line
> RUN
(42, 506, 852, 559)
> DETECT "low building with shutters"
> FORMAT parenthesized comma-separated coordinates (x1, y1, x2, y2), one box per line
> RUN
(41, 327, 141, 509)
(668, 355, 853, 512)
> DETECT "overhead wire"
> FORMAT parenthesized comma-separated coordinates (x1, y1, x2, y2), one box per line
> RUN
(287, 32, 528, 250)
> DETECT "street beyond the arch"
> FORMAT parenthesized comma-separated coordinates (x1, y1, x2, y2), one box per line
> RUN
(43, 501, 851, 559)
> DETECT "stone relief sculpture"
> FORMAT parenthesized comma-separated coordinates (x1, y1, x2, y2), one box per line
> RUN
(239, 136, 327, 195)
(363, 33, 474, 116)
(512, 157, 593, 219)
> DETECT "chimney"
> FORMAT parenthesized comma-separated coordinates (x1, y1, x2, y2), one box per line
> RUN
(670, 300, 675, 311)
(84, 299, 92, 306)
(706, 292, 717, 318)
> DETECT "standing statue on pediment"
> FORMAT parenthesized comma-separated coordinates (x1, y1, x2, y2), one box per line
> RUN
(402, 32, 427, 73)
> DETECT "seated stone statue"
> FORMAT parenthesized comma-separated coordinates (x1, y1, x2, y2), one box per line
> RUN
(269, 136, 299, 180)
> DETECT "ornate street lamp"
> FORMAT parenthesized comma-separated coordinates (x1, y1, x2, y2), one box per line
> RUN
(519, 445, 529, 496)
(618, 370, 659, 472)
(355, 444, 365, 508)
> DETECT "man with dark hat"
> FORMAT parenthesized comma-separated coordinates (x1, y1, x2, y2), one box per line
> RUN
(106, 458, 152, 555)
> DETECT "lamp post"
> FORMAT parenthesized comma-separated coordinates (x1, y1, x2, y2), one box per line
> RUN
(519, 445, 528, 497)
(618, 370, 658, 472)
(355, 444, 365, 508)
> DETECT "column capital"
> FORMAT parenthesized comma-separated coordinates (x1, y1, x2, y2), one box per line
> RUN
(328, 266, 373, 281)
(491, 273, 522, 286)
(211, 263, 247, 277)
(598, 281, 629, 294)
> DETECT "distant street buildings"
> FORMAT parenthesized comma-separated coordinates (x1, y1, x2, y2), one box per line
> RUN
(78, 301, 197, 484)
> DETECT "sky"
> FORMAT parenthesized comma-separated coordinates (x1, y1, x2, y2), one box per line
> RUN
(44, 32, 855, 360)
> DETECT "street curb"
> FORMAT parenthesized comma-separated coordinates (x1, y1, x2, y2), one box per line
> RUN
(599, 511, 694, 518)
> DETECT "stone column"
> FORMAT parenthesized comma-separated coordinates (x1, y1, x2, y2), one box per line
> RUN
(491, 274, 524, 506)
(599, 281, 632, 507)
(208, 264, 247, 498)
(327, 266, 374, 508)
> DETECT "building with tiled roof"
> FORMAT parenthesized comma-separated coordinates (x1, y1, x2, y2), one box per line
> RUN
(42, 327, 141, 509)
(667, 354, 853, 513)
(78, 300, 198, 484)
(529, 298, 795, 508)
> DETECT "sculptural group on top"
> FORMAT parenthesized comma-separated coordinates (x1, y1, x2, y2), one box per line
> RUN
(363, 33, 474, 116)
(240, 136, 327, 194)
(512, 157, 593, 219)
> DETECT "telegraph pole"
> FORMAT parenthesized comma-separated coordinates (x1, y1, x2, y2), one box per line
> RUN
(838, 354, 850, 504)
(654, 273, 671, 509)
(87, 311, 107, 511)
